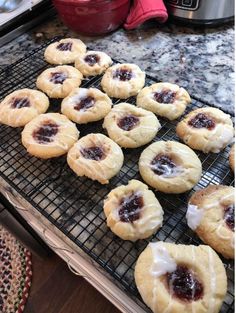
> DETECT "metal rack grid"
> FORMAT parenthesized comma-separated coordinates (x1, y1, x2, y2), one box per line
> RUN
(0, 39, 234, 312)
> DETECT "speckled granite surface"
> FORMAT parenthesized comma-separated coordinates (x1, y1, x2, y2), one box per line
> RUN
(0, 16, 234, 114)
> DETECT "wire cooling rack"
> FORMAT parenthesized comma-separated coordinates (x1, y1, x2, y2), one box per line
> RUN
(0, 38, 234, 313)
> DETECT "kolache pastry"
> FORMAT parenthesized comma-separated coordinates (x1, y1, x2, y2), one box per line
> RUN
(36, 65, 83, 98)
(22, 113, 79, 159)
(103, 102, 161, 148)
(176, 107, 234, 153)
(103, 180, 163, 241)
(139, 141, 202, 194)
(137, 82, 191, 120)
(67, 133, 124, 184)
(186, 185, 235, 259)
(229, 144, 235, 172)
(0, 89, 49, 127)
(101, 63, 145, 99)
(135, 241, 227, 313)
(75, 51, 112, 76)
(61, 87, 112, 124)
(44, 38, 86, 65)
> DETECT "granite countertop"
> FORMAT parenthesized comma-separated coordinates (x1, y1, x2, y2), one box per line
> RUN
(0, 15, 234, 114)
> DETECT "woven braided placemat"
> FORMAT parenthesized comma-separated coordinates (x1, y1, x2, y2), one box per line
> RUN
(0, 226, 32, 313)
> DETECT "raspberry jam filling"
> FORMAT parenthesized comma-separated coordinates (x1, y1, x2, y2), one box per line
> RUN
(167, 265, 203, 301)
(117, 115, 139, 131)
(74, 96, 95, 111)
(151, 154, 177, 176)
(11, 97, 30, 109)
(224, 204, 234, 231)
(119, 193, 143, 223)
(50, 72, 67, 84)
(84, 54, 100, 66)
(56, 42, 72, 51)
(188, 113, 215, 130)
(81, 146, 105, 161)
(153, 90, 176, 104)
(33, 121, 59, 144)
(113, 68, 133, 81)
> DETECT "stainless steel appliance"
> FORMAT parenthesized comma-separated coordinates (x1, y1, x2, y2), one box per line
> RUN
(165, 0, 234, 25)
(0, 0, 55, 47)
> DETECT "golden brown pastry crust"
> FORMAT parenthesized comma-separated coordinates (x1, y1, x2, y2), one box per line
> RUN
(61, 87, 112, 124)
(101, 63, 145, 99)
(103, 102, 161, 148)
(229, 144, 235, 172)
(21, 113, 79, 159)
(75, 51, 112, 76)
(137, 82, 191, 120)
(44, 38, 86, 65)
(67, 133, 124, 184)
(103, 180, 163, 241)
(36, 65, 83, 98)
(187, 185, 235, 259)
(176, 107, 234, 153)
(0, 89, 49, 127)
(135, 242, 227, 313)
(139, 141, 202, 193)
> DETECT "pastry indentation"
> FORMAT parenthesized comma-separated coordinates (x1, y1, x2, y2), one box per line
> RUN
(74, 96, 95, 111)
(84, 54, 100, 66)
(117, 114, 139, 131)
(224, 204, 234, 231)
(150, 154, 177, 176)
(188, 113, 215, 130)
(113, 68, 133, 81)
(56, 42, 72, 51)
(33, 121, 59, 144)
(11, 97, 30, 109)
(119, 192, 143, 223)
(153, 90, 176, 104)
(166, 265, 204, 301)
(50, 72, 67, 84)
(80, 146, 105, 161)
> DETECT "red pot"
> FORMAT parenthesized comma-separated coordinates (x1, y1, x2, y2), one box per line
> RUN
(52, 0, 131, 35)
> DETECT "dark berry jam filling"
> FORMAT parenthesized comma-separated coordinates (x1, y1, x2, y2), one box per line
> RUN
(50, 72, 67, 84)
(113, 68, 133, 81)
(188, 113, 215, 130)
(84, 54, 100, 66)
(117, 115, 139, 131)
(224, 205, 234, 231)
(74, 96, 95, 111)
(56, 42, 72, 51)
(153, 90, 176, 104)
(167, 265, 203, 302)
(151, 154, 176, 176)
(11, 97, 30, 109)
(81, 146, 105, 161)
(33, 121, 59, 144)
(119, 193, 143, 223)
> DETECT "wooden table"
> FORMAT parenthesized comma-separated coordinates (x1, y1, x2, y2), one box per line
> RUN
(24, 253, 121, 313)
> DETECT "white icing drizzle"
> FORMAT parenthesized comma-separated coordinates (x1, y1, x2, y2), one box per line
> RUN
(186, 204, 204, 230)
(207, 248, 216, 313)
(149, 242, 177, 313)
(203, 124, 234, 153)
(151, 163, 184, 178)
(63, 88, 91, 110)
(149, 242, 177, 277)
